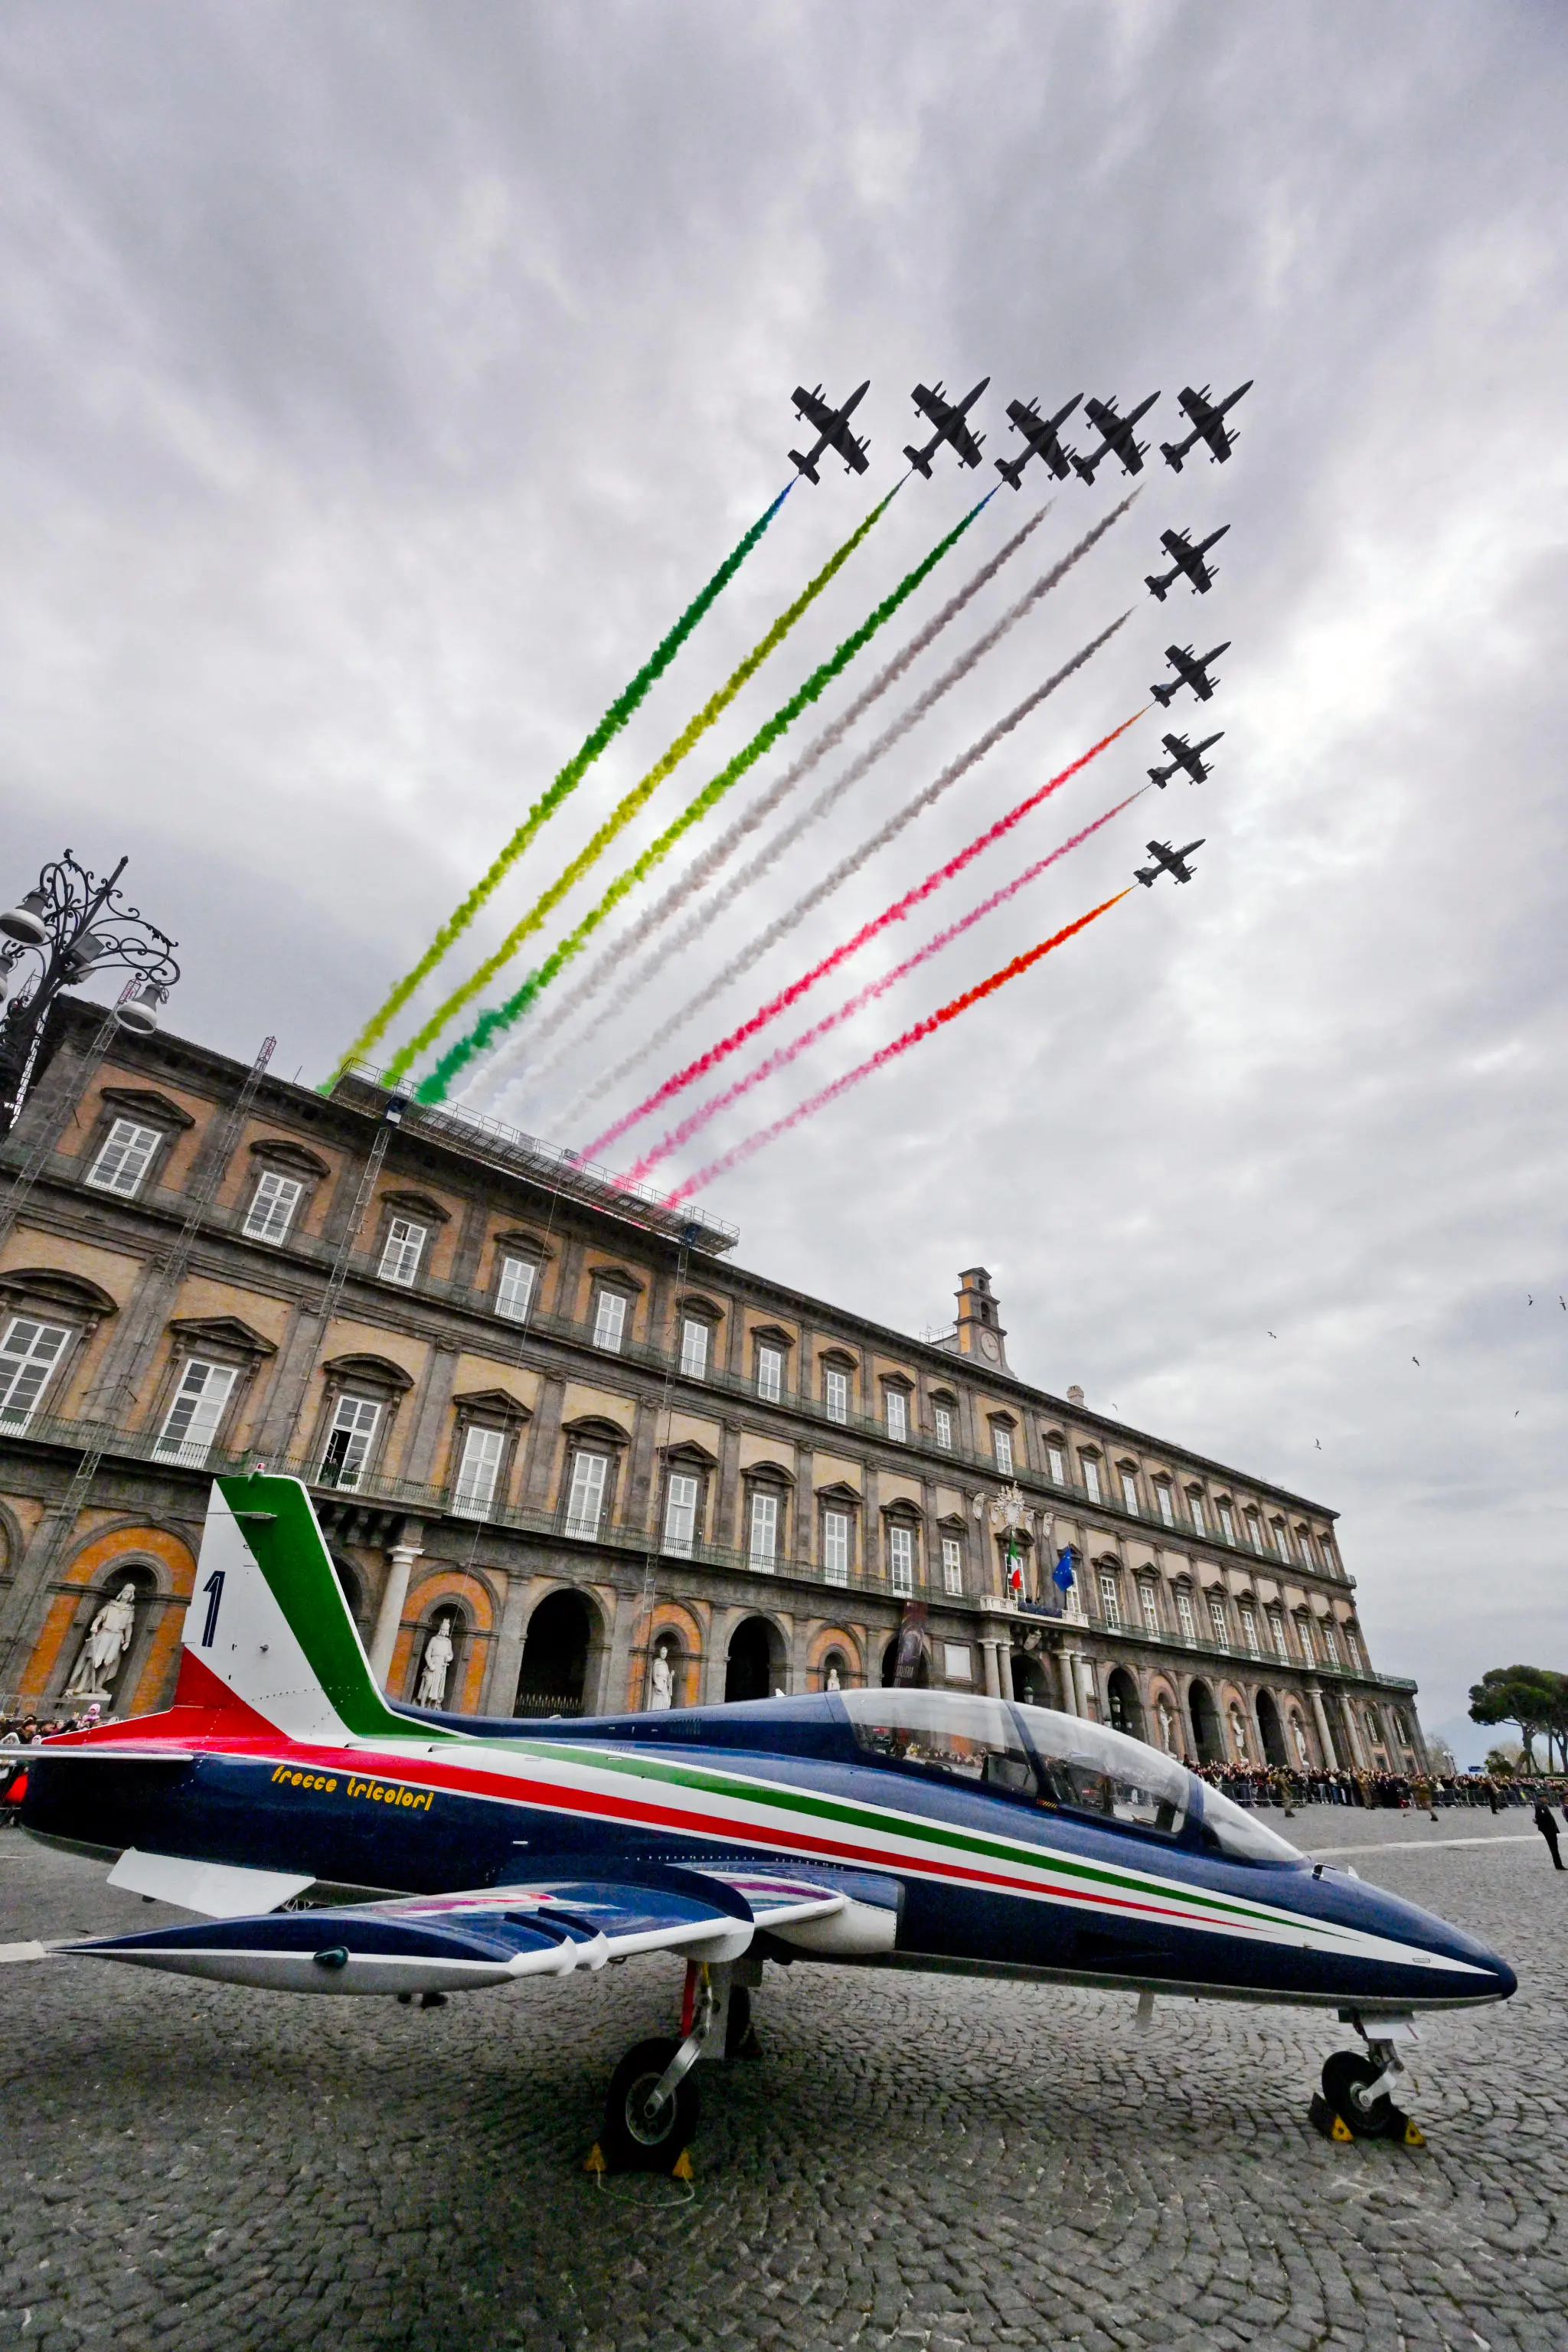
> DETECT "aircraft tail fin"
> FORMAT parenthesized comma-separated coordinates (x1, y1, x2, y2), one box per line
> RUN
(178, 1475, 414, 1745)
(1145, 575, 1168, 600)
(788, 449, 820, 484)
(902, 445, 933, 478)
(1160, 441, 1186, 472)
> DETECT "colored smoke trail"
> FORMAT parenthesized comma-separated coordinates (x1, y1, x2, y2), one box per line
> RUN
(624, 790, 1146, 1183)
(569, 609, 1129, 1136)
(662, 890, 1134, 1205)
(593, 713, 1145, 1163)
(556, 494, 1137, 1128)
(384, 485, 896, 1086)
(333, 482, 792, 1083)
(498, 498, 1057, 1100)
(413, 492, 995, 1102)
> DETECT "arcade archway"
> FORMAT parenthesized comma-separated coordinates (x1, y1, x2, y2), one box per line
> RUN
(725, 1615, 786, 1702)
(1106, 1667, 1144, 1740)
(1187, 1677, 1223, 1766)
(1256, 1688, 1289, 1769)
(515, 1589, 596, 1717)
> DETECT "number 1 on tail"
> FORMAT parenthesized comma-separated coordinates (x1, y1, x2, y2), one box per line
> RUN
(201, 1570, 225, 1648)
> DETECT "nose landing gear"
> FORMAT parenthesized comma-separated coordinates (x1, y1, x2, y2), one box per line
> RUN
(1311, 2016, 1426, 2146)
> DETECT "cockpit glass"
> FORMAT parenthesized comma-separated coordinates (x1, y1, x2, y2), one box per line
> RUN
(841, 1690, 1038, 1798)
(1011, 1705, 1191, 1837)
(1197, 1778, 1303, 1863)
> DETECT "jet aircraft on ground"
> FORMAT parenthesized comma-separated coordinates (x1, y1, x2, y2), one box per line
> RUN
(995, 394, 1082, 488)
(1136, 838, 1205, 886)
(903, 378, 988, 476)
(789, 381, 871, 483)
(2, 1476, 1513, 2170)
(1161, 381, 1253, 471)
(1149, 730, 1223, 787)
(1152, 642, 1229, 706)
(1145, 524, 1230, 600)
(1070, 392, 1160, 482)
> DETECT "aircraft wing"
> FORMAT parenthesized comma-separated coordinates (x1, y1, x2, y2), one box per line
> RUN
(792, 385, 838, 433)
(910, 383, 949, 426)
(827, 423, 870, 472)
(947, 417, 984, 466)
(64, 1866, 879, 1997)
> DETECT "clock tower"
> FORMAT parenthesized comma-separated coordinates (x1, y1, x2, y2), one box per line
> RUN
(954, 1266, 1008, 1371)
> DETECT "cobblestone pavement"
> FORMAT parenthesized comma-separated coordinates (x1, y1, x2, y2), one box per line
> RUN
(2, 1809, 1563, 2352)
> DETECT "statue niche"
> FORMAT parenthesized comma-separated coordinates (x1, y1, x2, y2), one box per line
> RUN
(64, 1582, 140, 1704)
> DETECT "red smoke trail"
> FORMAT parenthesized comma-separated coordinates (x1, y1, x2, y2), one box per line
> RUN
(586, 708, 1143, 1162)
(662, 890, 1135, 1205)
(624, 789, 1146, 1182)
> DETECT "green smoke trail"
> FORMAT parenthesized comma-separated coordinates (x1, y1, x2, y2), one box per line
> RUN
(414, 491, 995, 1103)
(332, 482, 793, 1083)
(384, 486, 897, 1086)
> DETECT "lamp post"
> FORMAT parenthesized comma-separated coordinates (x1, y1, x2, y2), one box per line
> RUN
(0, 851, 180, 1138)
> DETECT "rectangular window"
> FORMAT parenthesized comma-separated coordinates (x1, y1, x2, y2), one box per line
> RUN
(1140, 1583, 1160, 1636)
(1208, 1595, 1230, 1651)
(1098, 1570, 1121, 1631)
(823, 1367, 848, 1424)
(1276, 1522, 1295, 1561)
(679, 1318, 709, 1379)
(933, 1403, 953, 1450)
(1082, 1456, 1101, 1503)
(155, 1359, 238, 1465)
(664, 1472, 700, 1558)
(942, 1642, 973, 1684)
(823, 1509, 850, 1586)
(885, 1389, 908, 1442)
(1269, 1610, 1289, 1662)
(1298, 1615, 1315, 1662)
(1156, 1484, 1174, 1527)
(87, 1117, 162, 1197)
(379, 1218, 426, 1287)
(756, 1345, 782, 1403)
(942, 1536, 964, 1597)
(749, 1489, 779, 1570)
(1189, 1491, 1205, 1536)
(993, 1426, 1014, 1475)
(0, 1316, 71, 1430)
(1322, 1622, 1339, 1668)
(1120, 1470, 1139, 1514)
(889, 1525, 914, 1596)
(318, 1396, 381, 1491)
(1177, 1589, 1197, 1642)
(565, 1451, 609, 1540)
(593, 1290, 627, 1353)
(243, 1171, 302, 1245)
(496, 1256, 537, 1323)
(1047, 1445, 1066, 1485)
(452, 1425, 505, 1520)
(1240, 1603, 1260, 1658)
(1218, 1502, 1235, 1544)
(1247, 1514, 1263, 1553)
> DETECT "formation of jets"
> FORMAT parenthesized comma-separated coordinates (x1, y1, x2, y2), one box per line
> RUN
(779, 373, 1250, 900)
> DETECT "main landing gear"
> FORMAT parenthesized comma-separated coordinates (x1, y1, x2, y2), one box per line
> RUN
(1310, 2016, 1426, 2147)
(592, 1955, 762, 2175)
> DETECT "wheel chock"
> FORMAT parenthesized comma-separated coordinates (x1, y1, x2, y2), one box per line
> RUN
(583, 2143, 608, 2175)
(1309, 2092, 1354, 2143)
(670, 2148, 694, 2182)
(1400, 2118, 1426, 2148)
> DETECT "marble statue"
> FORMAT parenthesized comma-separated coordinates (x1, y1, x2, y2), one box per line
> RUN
(64, 1583, 138, 1700)
(416, 1614, 456, 1709)
(648, 1643, 674, 1710)
(825, 1665, 841, 1691)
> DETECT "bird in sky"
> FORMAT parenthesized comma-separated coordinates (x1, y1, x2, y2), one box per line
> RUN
(1412, 1356, 1420, 1366)
(1315, 1439, 1322, 1450)
(1267, 1330, 1276, 1339)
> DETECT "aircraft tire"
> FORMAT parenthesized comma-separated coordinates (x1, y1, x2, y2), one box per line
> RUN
(601, 2037, 701, 2172)
(1320, 2050, 1397, 2140)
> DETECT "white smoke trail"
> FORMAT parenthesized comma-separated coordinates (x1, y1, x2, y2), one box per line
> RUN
(475, 500, 1056, 1112)
(558, 508, 1135, 1129)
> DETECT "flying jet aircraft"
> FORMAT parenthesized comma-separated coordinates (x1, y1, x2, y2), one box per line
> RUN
(1161, 381, 1253, 472)
(1136, 838, 1205, 886)
(1145, 524, 1230, 600)
(2, 1476, 1512, 2168)
(903, 378, 988, 477)
(1070, 391, 1161, 482)
(789, 380, 871, 484)
(1151, 642, 1229, 706)
(1148, 730, 1223, 787)
(994, 394, 1082, 489)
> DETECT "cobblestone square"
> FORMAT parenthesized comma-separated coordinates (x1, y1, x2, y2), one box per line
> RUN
(2, 1812, 1562, 2352)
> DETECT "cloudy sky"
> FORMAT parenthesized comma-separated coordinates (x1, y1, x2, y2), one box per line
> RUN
(3, 2, 1563, 1761)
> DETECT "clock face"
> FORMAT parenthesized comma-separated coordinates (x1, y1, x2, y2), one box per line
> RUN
(979, 1329, 1001, 1364)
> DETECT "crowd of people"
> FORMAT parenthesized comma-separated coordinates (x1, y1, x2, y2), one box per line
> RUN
(1196, 1757, 1568, 1819)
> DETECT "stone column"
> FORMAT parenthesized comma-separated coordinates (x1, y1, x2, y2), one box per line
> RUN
(1056, 1645, 1080, 1716)
(602, 1586, 645, 1713)
(1308, 1684, 1338, 1771)
(370, 1524, 423, 1689)
(482, 1569, 534, 1718)
(1077, 1655, 1099, 1718)
(979, 1635, 1004, 1698)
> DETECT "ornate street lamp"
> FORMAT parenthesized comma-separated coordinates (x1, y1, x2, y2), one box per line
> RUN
(0, 851, 180, 1137)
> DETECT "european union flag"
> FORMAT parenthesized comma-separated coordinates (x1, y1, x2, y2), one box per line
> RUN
(1052, 1548, 1076, 1594)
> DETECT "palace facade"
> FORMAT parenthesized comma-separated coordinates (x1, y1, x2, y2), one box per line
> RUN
(0, 1000, 1425, 1775)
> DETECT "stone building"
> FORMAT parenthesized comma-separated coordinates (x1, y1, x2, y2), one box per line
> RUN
(0, 1001, 1424, 1773)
